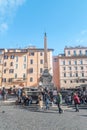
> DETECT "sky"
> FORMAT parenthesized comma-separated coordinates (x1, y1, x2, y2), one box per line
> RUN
(0, 0, 87, 55)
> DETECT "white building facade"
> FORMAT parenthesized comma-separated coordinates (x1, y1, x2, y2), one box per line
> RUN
(58, 46, 87, 89)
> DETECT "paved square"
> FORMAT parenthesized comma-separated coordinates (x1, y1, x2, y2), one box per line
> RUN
(0, 105, 87, 130)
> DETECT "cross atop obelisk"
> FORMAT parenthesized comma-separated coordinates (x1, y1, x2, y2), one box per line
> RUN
(44, 32, 48, 69)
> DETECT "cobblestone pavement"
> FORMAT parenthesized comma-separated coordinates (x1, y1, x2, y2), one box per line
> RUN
(0, 104, 87, 130)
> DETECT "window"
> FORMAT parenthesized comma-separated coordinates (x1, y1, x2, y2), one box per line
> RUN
(64, 80, 66, 83)
(68, 51, 70, 55)
(15, 73, 17, 78)
(73, 50, 76, 56)
(82, 80, 85, 83)
(24, 56, 26, 62)
(15, 56, 18, 62)
(75, 67, 77, 70)
(80, 60, 83, 64)
(8, 78, 13, 82)
(4, 62, 7, 66)
(53, 58, 58, 62)
(40, 52, 43, 56)
(76, 80, 78, 83)
(0, 59, 1, 64)
(64, 73, 66, 77)
(15, 64, 18, 69)
(9, 69, 14, 73)
(2, 78, 6, 82)
(4, 55, 8, 59)
(29, 68, 33, 73)
(30, 59, 33, 64)
(23, 73, 26, 80)
(85, 50, 87, 55)
(70, 73, 72, 77)
(63, 61, 65, 65)
(70, 80, 73, 83)
(4, 69, 6, 73)
(79, 50, 82, 55)
(10, 55, 14, 59)
(29, 52, 34, 56)
(30, 77, 33, 82)
(23, 64, 26, 69)
(10, 62, 13, 66)
(69, 67, 71, 70)
(82, 73, 84, 77)
(74, 61, 77, 65)
(40, 68, 43, 73)
(81, 66, 83, 70)
(63, 67, 66, 70)
(69, 61, 71, 65)
(40, 59, 43, 64)
(76, 73, 78, 77)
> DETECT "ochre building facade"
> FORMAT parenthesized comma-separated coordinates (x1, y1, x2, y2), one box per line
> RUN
(0, 47, 53, 88)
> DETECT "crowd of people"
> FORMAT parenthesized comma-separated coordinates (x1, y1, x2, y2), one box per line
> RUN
(0, 86, 87, 113)
(65, 90, 87, 105)
(64, 88, 87, 112)
(15, 87, 64, 113)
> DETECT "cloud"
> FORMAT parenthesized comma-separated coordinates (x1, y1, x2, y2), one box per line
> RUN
(76, 39, 84, 43)
(0, 22, 8, 33)
(0, 0, 26, 33)
(81, 30, 87, 35)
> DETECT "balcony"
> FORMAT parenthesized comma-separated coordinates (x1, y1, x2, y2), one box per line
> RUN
(12, 78, 27, 83)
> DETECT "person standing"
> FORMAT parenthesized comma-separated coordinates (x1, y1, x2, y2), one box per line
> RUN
(1, 87, 6, 100)
(38, 94, 43, 110)
(73, 93, 80, 112)
(44, 92, 50, 110)
(17, 88, 22, 103)
(56, 92, 63, 114)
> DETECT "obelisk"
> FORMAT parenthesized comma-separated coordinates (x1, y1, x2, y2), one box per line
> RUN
(39, 33, 53, 90)
(44, 32, 48, 69)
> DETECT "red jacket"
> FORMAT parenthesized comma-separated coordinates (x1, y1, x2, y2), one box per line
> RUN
(73, 94, 80, 104)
